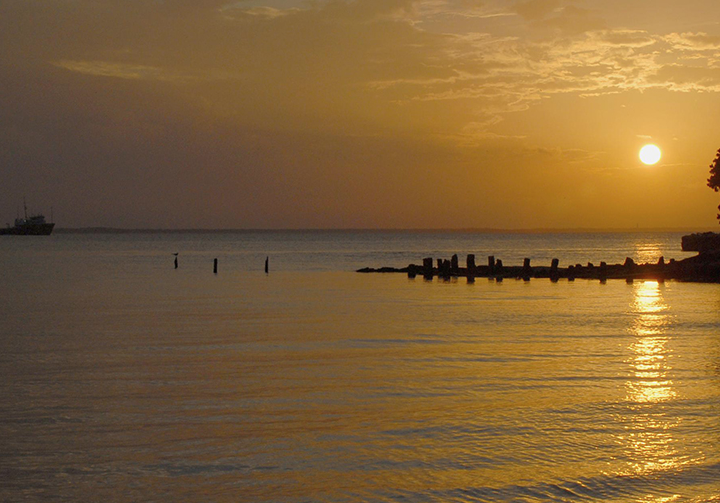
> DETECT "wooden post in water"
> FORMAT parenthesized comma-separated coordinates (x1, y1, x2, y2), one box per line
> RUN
(423, 257, 433, 279)
(624, 257, 635, 281)
(265, 256, 269, 274)
(451, 254, 459, 273)
(522, 258, 531, 281)
(467, 254, 476, 271)
(488, 255, 495, 276)
(550, 258, 559, 282)
(440, 259, 451, 279)
(213, 258, 218, 274)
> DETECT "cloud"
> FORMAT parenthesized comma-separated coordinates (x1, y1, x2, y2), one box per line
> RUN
(664, 32, 720, 50)
(514, 0, 561, 21)
(52, 60, 192, 82)
(3, 0, 720, 146)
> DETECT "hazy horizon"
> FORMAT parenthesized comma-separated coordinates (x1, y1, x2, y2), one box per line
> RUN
(48, 225, 717, 233)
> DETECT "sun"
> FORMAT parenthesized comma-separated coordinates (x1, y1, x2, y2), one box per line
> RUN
(639, 144, 662, 165)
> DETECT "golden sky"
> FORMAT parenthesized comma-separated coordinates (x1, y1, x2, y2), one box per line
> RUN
(2, 0, 720, 229)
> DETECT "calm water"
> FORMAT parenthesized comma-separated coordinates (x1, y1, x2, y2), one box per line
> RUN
(2, 231, 720, 502)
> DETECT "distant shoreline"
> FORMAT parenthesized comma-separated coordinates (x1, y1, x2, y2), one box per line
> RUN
(53, 227, 716, 234)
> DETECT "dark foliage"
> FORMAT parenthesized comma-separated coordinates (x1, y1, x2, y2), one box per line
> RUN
(707, 149, 720, 222)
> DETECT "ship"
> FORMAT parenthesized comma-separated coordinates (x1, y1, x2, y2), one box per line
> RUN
(1, 201, 55, 236)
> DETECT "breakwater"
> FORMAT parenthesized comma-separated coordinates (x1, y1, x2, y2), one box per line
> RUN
(358, 235, 720, 283)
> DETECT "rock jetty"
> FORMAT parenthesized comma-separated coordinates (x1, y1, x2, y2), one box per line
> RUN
(357, 233, 720, 283)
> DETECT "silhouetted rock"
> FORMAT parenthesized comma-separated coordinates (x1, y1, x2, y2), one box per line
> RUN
(682, 232, 720, 253)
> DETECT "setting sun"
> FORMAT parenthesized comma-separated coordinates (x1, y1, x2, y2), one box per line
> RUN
(639, 144, 662, 165)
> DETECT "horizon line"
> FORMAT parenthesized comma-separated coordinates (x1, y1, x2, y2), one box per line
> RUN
(54, 226, 717, 234)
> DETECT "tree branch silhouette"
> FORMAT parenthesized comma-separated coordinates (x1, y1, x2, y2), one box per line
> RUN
(707, 149, 720, 222)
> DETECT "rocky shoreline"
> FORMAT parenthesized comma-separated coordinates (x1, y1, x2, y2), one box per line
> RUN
(357, 233, 720, 283)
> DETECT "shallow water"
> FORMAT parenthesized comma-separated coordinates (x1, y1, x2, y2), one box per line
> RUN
(1, 231, 719, 502)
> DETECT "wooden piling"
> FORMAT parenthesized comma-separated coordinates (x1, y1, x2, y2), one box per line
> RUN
(440, 259, 451, 278)
(451, 254, 459, 273)
(213, 258, 218, 274)
(265, 256, 269, 274)
(423, 257, 433, 278)
(522, 258, 531, 280)
(488, 255, 495, 276)
(550, 258, 559, 282)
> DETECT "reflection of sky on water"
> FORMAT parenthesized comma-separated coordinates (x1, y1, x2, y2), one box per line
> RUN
(620, 279, 686, 481)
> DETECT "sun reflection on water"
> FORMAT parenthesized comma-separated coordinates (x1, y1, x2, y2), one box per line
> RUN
(619, 280, 684, 481)
(627, 281, 675, 404)
(634, 241, 665, 265)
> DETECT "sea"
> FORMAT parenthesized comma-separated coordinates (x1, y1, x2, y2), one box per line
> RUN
(2, 230, 720, 502)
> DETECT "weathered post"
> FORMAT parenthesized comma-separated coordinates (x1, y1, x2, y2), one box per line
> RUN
(567, 265, 576, 281)
(466, 254, 476, 282)
(213, 258, 218, 274)
(488, 255, 495, 276)
(451, 254, 459, 273)
(441, 259, 451, 278)
(423, 257, 433, 279)
(522, 258, 531, 281)
(624, 257, 635, 282)
(495, 259, 503, 276)
(599, 261, 607, 281)
(550, 258, 559, 282)
(265, 256, 269, 274)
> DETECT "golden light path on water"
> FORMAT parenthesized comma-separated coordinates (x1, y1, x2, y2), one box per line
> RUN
(620, 276, 685, 485)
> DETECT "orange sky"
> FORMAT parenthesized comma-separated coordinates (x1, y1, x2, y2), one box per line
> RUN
(1, 0, 720, 229)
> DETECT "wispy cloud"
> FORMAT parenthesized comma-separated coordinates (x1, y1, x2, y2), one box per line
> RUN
(5, 0, 720, 141)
